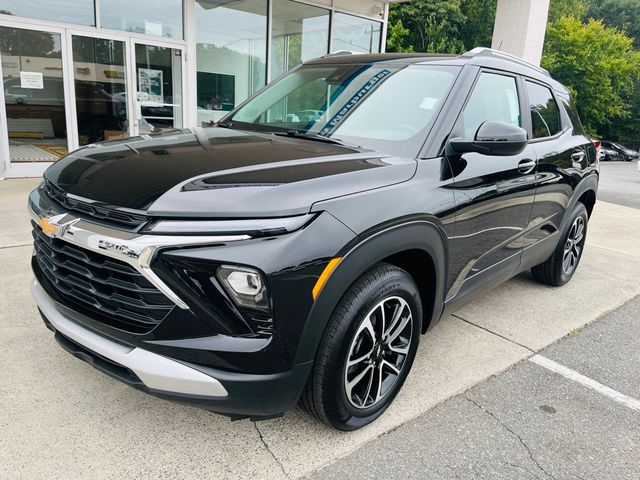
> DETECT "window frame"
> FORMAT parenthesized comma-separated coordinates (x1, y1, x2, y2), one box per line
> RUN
(522, 77, 568, 143)
(451, 67, 528, 143)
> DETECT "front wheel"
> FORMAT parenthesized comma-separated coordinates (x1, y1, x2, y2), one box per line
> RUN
(531, 202, 588, 286)
(300, 263, 421, 430)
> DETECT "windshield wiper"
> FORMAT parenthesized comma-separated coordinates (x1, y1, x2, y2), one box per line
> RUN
(271, 130, 347, 146)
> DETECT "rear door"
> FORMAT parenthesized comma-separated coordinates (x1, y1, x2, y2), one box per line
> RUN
(445, 70, 537, 302)
(521, 79, 594, 268)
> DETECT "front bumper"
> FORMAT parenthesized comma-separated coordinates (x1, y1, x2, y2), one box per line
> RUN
(34, 279, 311, 418)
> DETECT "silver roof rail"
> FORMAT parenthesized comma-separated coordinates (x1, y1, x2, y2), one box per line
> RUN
(323, 50, 357, 57)
(464, 47, 550, 76)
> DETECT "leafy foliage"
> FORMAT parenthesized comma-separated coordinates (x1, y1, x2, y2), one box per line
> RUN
(387, 0, 465, 53)
(386, 0, 496, 53)
(458, 0, 497, 49)
(547, 0, 587, 23)
(586, 0, 640, 48)
(385, 0, 640, 140)
(386, 19, 414, 53)
(542, 16, 640, 136)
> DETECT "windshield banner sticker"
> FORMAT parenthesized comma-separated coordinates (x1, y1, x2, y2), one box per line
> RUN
(319, 69, 392, 136)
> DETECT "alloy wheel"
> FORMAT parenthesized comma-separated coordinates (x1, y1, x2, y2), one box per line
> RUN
(344, 296, 413, 409)
(563, 216, 585, 275)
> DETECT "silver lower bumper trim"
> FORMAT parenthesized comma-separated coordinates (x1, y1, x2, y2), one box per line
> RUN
(32, 280, 228, 398)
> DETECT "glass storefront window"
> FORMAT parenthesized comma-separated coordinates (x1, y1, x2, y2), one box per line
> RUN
(100, 0, 183, 39)
(0, 27, 68, 163)
(72, 36, 129, 145)
(0, 0, 95, 26)
(271, 0, 329, 79)
(332, 13, 381, 53)
(195, 0, 267, 125)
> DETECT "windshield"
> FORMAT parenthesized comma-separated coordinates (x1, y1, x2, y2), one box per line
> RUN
(227, 63, 460, 156)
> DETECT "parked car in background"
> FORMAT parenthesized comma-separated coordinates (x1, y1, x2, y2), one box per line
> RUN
(601, 147, 620, 161)
(601, 141, 639, 161)
(28, 48, 599, 430)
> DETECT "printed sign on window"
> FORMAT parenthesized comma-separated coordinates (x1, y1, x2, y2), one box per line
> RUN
(138, 68, 163, 104)
(20, 71, 44, 89)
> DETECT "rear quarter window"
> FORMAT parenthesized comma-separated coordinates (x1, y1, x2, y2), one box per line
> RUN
(525, 81, 562, 139)
(558, 93, 585, 135)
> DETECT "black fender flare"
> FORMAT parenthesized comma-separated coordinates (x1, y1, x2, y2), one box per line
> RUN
(559, 171, 599, 231)
(293, 218, 448, 366)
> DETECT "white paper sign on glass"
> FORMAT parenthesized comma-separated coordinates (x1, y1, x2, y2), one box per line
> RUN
(20, 71, 44, 89)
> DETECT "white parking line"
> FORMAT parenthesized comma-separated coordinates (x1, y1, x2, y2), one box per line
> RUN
(529, 355, 640, 413)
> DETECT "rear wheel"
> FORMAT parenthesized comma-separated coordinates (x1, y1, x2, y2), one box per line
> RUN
(300, 263, 421, 430)
(531, 202, 588, 286)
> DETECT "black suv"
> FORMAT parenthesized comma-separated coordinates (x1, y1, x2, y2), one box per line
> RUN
(29, 48, 598, 430)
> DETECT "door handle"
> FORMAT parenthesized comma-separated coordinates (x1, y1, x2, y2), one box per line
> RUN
(518, 158, 536, 174)
(571, 151, 585, 162)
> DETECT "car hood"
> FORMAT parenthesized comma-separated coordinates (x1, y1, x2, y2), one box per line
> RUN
(44, 127, 417, 218)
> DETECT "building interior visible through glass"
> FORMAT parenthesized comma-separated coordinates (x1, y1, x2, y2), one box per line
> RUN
(72, 36, 129, 146)
(0, 0, 384, 164)
(195, 0, 382, 126)
(1, 27, 69, 163)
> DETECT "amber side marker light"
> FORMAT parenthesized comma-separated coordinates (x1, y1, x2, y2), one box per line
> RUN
(312, 257, 342, 300)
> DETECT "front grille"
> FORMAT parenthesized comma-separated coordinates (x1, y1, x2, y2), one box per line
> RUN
(32, 222, 173, 334)
(43, 181, 147, 229)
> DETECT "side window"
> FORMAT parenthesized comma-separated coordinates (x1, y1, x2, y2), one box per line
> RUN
(462, 72, 520, 139)
(526, 81, 562, 139)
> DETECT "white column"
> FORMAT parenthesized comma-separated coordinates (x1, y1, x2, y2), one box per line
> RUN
(491, 0, 550, 66)
(183, 0, 198, 128)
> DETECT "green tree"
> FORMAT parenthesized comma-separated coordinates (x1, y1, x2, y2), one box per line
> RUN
(586, 0, 640, 48)
(386, 19, 414, 53)
(547, 0, 587, 22)
(542, 16, 640, 135)
(386, 0, 466, 53)
(458, 0, 497, 48)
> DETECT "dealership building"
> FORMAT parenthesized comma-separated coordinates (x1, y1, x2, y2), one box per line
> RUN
(0, 0, 549, 178)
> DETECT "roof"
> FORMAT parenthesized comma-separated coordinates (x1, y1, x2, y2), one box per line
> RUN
(305, 48, 567, 93)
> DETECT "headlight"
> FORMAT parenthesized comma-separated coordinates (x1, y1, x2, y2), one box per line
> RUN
(216, 265, 270, 311)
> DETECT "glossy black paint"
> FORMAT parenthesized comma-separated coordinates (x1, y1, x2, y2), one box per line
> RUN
(44, 128, 415, 217)
(33, 50, 598, 418)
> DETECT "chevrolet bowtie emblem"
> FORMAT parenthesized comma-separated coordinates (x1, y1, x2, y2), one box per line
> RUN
(37, 214, 78, 238)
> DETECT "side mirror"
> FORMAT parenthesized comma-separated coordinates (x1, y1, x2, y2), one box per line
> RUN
(449, 121, 528, 156)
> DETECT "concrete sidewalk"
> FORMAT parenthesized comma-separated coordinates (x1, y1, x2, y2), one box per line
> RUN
(1, 178, 639, 480)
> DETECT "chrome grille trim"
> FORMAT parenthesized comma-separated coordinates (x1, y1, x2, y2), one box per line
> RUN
(29, 203, 250, 309)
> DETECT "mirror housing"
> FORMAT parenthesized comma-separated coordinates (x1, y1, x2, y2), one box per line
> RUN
(448, 121, 528, 156)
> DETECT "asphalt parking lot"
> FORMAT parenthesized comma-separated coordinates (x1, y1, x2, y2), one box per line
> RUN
(1, 163, 639, 479)
(598, 160, 640, 209)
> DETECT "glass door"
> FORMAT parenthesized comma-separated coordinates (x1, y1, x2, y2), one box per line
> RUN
(132, 42, 183, 135)
(71, 35, 130, 145)
(0, 25, 70, 176)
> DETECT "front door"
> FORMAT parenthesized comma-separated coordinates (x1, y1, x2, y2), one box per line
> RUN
(446, 70, 537, 303)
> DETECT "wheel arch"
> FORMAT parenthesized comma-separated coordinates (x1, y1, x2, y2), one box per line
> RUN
(293, 219, 448, 366)
(560, 172, 598, 231)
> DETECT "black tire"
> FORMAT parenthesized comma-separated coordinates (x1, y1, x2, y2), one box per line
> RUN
(531, 202, 588, 286)
(300, 263, 422, 430)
